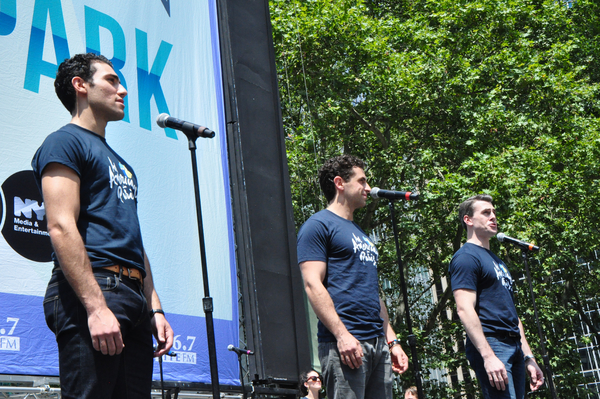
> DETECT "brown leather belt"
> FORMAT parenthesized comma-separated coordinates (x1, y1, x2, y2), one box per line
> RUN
(102, 265, 144, 285)
(56, 265, 144, 285)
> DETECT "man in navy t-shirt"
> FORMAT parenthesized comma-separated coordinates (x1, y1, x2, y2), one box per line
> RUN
(449, 194, 544, 399)
(31, 53, 173, 399)
(297, 155, 408, 399)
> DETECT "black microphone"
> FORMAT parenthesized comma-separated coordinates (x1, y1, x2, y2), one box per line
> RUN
(156, 113, 215, 138)
(228, 344, 254, 356)
(497, 233, 539, 252)
(370, 187, 419, 201)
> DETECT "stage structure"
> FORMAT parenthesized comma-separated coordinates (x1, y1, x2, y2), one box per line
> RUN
(0, 0, 309, 395)
(218, 0, 312, 390)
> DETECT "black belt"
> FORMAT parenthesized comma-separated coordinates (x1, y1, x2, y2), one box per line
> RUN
(485, 331, 520, 339)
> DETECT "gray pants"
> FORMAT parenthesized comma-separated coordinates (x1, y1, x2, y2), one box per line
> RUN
(318, 336, 393, 399)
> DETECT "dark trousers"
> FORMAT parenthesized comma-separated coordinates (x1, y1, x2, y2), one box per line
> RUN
(466, 336, 525, 399)
(44, 269, 153, 399)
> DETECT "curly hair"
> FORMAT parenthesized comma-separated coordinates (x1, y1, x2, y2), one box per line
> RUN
(298, 369, 323, 397)
(318, 155, 366, 203)
(54, 53, 113, 113)
(458, 194, 494, 230)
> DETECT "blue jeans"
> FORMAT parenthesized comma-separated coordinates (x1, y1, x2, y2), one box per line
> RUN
(318, 336, 393, 399)
(43, 269, 153, 399)
(465, 336, 525, 399)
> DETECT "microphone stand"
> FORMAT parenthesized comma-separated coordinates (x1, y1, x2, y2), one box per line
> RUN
(520, 249, 557, 399)
(158, 354, 181, 399)
(234, 351, 248, 399)
(389, 202, 425, 399)
(185, 134, 220, 399)
(159, 355, 165, 399)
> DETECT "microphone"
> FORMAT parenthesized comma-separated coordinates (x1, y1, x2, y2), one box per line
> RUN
(156, 113, 215, 138)
(228, 344, 254, 356)
(370, 187, 419, 201)
(497, 233, 539, 252)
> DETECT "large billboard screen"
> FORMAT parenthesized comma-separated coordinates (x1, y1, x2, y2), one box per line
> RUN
(0, 0, 239, 385)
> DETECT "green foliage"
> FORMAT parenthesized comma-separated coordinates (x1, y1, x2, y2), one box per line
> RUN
(271, 0, 600, 397)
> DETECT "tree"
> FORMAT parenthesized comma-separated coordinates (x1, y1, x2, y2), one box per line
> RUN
(271, 0, 600, 397)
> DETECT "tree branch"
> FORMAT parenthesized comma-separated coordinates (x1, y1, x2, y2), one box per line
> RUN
(424, 284, 454, 335)
(350, 107, 389, 148)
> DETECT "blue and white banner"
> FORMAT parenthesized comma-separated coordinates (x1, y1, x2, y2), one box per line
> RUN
(0, 0, 239, 385)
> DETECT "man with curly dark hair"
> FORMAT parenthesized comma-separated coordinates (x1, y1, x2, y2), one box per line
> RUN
(297, 154, 409, 399)
(53, 53, 112, 113)
(317, 155, 366, 203)
(32, 53, 173, 398)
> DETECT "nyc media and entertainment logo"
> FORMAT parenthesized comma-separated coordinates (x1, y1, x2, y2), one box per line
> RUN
(1, 171, 52, 262)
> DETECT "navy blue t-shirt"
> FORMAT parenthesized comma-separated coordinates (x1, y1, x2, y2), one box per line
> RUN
(297, 209, 384, 342)
(31, 124, 146, 276)
(449, 242, 520, 336)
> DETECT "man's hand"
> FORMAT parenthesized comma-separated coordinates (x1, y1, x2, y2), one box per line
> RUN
(88, 307, 123, 356)
(484, 354, 509, 391)
(390, 344, 409, 374)
(526, 359, 545, 391)
(337, 331, 364, 369)
(152, 314, 174, 357)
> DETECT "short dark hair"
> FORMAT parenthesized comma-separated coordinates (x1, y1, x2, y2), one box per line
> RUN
(298, 369, 323, 397)
(458, 194, 494, 230)
(405, 386, 418, 397)
(318, 155, 366, 203)
(55, 53, 113, 113)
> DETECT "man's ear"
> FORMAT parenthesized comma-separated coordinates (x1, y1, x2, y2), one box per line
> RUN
(333, 175, 345, 191)
(463, 214, 473, 227)
(71, 76, 87, 94)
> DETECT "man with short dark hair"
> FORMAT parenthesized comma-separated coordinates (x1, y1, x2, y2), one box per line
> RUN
(297, 154, 408, 399)
(32, 53, 173, 399)
(449, 194, 544, 399)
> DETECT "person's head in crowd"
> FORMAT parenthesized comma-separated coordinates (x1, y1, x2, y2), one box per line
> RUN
(299, 369, 323, 398)
(404, 386, 418, 399)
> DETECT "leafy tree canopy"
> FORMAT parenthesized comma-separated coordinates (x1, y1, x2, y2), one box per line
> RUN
(271, 0, 600, 397)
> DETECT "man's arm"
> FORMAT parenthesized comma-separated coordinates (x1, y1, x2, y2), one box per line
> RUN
(142, 251, 174, 357)
(42, 162, 123, 356)
(379, 298, 408, 374)
(454, 288, 508, 391)
(518, 319, 544, 391)
(299, 260, 364, 369)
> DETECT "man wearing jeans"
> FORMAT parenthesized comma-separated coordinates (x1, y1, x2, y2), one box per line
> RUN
(32, 53, 173, 398)
(297, 155, 408, 399)
(449, 194, 544, 399)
